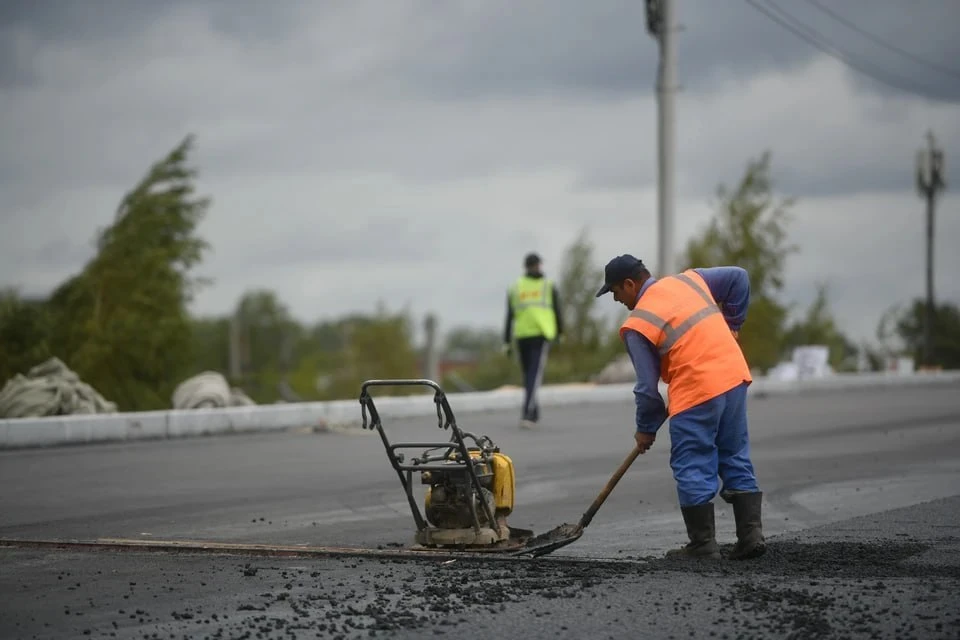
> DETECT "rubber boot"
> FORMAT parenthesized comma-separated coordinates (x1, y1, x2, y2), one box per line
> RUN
(665, 503, 721, 560)
(724, 490, 766, 560)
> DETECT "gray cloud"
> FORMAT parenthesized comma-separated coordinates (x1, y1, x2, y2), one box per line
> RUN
(581, 144, 936, 199)
(739, 0, 960, 103)
(366, 0, 960, 104)
(0, 0, 300, 49)
(2, 0, 959, 349)
(238, 215, 449, 268)
(5, 1, 957, 102)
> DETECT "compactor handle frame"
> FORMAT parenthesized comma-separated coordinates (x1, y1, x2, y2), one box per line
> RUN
(358, 379, 498, 534)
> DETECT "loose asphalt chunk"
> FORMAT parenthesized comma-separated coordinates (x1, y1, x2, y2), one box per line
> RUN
(2, 496, 959, 639)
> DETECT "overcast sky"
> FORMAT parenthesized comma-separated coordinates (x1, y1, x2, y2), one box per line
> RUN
(3, 0, 959, 352)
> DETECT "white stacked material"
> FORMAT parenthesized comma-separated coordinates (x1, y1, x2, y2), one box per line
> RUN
(0, 357, 118, 419)
(229, 388, 256, 407)
(790, 345, 833, 378)
(172, 371, 256, 410)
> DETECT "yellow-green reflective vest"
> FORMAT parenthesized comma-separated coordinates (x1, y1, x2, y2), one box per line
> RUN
(509, 276, 558, 341)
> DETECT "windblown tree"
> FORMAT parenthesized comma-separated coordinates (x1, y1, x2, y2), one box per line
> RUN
(680, 151, 798, 373)
(47, 135, 212, 410)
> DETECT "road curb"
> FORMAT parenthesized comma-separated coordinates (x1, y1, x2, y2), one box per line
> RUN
(0, 371, 957, 451)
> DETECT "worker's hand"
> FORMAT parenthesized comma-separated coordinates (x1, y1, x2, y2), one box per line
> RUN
(635, 431, 656, 454)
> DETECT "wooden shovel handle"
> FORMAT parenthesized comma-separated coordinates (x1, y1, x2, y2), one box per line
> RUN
(578, 446, 642, 529)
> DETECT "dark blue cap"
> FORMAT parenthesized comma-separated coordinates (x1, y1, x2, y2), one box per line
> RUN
(595, 254, 646, 297)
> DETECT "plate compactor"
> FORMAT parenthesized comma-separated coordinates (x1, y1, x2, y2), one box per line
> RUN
(359, 379, 533, 552)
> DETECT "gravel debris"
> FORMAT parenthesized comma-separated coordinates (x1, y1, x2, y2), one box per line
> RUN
(3, 532, 958, 639)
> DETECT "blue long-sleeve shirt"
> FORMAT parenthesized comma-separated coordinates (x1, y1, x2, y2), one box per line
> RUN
(625, 266, 751, 434)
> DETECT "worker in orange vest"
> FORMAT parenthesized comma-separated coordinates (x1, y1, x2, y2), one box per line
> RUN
(595, 254, 765, 560)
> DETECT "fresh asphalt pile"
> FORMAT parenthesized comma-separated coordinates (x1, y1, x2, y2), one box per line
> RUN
(3, 496, 958, 639)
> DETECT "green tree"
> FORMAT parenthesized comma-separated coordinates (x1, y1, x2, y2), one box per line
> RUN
(892, 299, 960, 369)
(233, 290, 301, 374)
(188, 316, 232, 378)
(0, 289, 54, 383)
(556, 228, 607, 351)
(310, 318, 351, 353)
(322, 303, 421, 399)
(875, 303, 907, 361)
(680, 151, 798, 372)
(782, 283, 858, 371)
(547, 228, 624, 381)
(46, 135, 212, 410)
(228, 289, 310, 402)
(443, 326, 502, 358)
(291, 314, 380, 400)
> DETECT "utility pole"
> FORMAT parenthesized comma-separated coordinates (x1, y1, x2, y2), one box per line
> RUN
(915, 130, 946, 368)
(423, 313, 439, 383)
(646, 0, 677, 278)
(229, 310, 242, 381)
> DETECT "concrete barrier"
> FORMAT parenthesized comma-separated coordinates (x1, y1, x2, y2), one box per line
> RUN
(1, 370, 958, 450)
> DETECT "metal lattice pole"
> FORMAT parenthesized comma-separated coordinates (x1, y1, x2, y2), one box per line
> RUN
(915, 131, 946, 367)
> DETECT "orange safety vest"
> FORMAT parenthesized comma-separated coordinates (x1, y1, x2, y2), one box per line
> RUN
(619, 269, 752, 416)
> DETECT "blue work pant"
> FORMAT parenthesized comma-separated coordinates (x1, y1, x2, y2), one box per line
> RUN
(668, 381, 760, 507)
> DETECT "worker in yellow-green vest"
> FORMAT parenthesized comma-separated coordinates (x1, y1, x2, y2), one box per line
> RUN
(504, 252, 564, 429)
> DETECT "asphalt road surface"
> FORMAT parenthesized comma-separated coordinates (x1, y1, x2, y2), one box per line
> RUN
(2, 382, 959, 639)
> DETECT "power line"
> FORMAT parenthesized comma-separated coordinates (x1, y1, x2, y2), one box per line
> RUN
(802, 0, 960, 81)
(746, 0, 929, 93)
(743, 0, 933, 96)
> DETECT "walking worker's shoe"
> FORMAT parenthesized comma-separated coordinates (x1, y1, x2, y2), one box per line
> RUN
(722, 490, 766, 560)
(665, 502, 721, 560)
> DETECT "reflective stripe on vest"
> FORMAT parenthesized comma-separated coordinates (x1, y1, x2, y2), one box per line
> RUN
(627, 273, 722, 355)
(510, 277, 557, 340)
(619, 269, 752, 416)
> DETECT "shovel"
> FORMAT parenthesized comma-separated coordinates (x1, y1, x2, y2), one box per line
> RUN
(515, 445, 642, 558)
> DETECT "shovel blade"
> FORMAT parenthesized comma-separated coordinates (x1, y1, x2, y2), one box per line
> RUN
(513, 522, 584, 558)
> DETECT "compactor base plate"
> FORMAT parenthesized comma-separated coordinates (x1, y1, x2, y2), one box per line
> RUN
(412, 525, 534, 553)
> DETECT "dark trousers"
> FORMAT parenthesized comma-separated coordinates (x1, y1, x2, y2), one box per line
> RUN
(516, 336, 550, 422)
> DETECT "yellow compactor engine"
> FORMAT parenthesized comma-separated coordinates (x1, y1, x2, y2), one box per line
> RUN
(419, 449, 516, 546)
